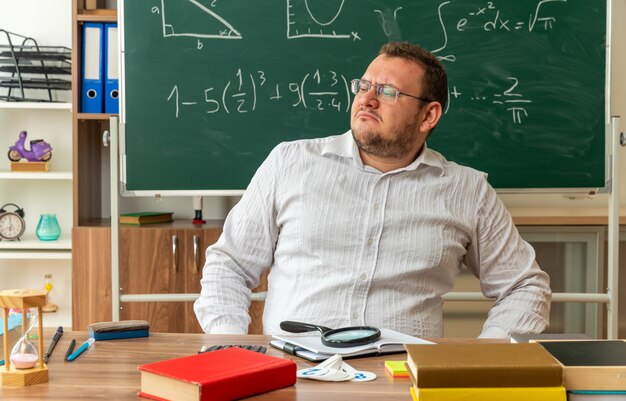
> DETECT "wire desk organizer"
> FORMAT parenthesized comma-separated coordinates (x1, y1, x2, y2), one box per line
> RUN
(0, 29, 71, 102)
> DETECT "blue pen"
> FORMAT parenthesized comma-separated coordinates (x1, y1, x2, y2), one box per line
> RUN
(67, 338, 95, 362)
(0, 359, 4, 366)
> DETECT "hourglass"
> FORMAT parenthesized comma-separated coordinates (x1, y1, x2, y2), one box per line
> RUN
(0, 289, 48, 386)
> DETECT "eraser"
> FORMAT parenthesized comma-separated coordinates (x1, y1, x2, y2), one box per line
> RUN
(87, 320, 150, 341)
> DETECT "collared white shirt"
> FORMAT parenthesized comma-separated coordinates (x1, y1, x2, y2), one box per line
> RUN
(194, 131, 551, 338)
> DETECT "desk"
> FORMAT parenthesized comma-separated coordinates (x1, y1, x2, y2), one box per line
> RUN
(1, 331, 483, 400)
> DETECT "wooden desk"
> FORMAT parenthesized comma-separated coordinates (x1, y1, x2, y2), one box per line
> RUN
(2, 331, 458, 400)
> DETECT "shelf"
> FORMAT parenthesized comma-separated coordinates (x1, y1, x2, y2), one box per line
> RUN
(0, 170, 72, 180)
(77, 112, 116, 120)
(77, 9, 117, 22)
(0, 250, 71, 260)
(0, 102, 72, 110)
(0, 235, 71, 251)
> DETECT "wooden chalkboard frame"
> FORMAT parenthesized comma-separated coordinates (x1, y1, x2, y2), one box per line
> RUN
(119, 0, 610, 196)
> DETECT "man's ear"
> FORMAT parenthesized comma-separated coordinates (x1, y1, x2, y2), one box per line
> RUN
(419, 101, 443, 133)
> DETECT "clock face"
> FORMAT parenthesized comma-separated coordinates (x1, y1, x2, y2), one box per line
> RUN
(0, 212, 25, 240)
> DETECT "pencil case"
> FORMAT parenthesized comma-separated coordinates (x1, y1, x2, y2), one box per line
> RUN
(88, 320, 150, 341)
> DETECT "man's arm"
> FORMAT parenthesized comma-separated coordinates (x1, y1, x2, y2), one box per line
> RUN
(464, 178, 551, 338)
(193, 146, 282, 334)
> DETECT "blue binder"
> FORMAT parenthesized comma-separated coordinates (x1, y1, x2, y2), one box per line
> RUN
(104, 23, 119, 114)
(81, 22, 104, 113)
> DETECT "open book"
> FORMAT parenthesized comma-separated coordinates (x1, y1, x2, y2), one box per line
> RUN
(270, 328, 433, 361)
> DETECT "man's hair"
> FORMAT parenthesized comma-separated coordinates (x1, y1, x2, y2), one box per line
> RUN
(379, 41, 448, 110)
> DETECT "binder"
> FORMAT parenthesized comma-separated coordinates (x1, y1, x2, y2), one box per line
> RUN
(104, 23, 119, 114)
(81, 22, 103, 113)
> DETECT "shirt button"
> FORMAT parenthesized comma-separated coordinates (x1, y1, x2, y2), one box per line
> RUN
(374, 203, 379, 210)
(367, 239, 373, 246)
(359, 273, 367, 281)
(352, 312, 358, 319)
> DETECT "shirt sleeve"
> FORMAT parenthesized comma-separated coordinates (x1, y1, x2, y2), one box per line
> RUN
(193, 145, 282, 334)
(463, 176, 552, 339)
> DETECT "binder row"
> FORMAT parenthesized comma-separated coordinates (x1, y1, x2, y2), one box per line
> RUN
(81, 22, 118, 113)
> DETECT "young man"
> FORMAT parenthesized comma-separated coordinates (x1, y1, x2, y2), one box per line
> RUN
(194, 41, 551, 338)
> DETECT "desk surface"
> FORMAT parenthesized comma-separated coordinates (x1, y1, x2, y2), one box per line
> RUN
(0, 331, 479, 401)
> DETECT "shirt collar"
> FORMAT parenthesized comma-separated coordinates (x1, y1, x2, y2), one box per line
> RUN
(322, 130, 444, 174)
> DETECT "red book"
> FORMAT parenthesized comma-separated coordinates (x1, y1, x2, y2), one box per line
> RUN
(137, 348, 297, 401)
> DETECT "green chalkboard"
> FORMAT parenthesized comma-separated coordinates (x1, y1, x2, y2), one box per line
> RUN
(122, 0, 607, 193)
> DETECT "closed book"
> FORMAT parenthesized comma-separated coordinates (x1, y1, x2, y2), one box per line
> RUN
(137, 347, 297, 401)
(404, 343, 562, 388)
(409, 385, 566, 401)
(119, 212, 173, 225)
(538, 340, 626, 391)
(568, 390, 626, 401)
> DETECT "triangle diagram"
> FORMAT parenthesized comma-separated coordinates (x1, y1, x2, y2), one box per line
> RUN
(161, 0, 242, 39)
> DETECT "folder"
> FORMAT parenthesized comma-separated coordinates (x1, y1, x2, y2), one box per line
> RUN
(104, 23, 119, 114)
(81, 22, 104, 113)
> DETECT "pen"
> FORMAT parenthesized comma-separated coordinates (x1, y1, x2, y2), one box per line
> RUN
(44, 326, 63, 363)
(64, 339, 76, 361)
(0, 359, 4, 366)
(67, 338, 95, 362)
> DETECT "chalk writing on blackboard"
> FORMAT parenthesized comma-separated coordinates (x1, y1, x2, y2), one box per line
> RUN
(164, 67, 533, 124)
(156, 0, 242, 40)
(165, 69, 352, 118)
(287, 0, 359, 40)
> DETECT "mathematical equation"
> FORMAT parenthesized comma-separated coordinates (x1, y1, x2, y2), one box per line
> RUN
(152, 0, 568, 48)
(166, 69, 533, 125)
(166, 69, 351, 118)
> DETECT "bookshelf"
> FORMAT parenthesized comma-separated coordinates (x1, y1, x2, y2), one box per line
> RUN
(0, 0, 73, 329)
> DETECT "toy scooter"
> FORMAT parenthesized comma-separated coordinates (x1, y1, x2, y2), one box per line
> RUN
(7, 131, 52, 162)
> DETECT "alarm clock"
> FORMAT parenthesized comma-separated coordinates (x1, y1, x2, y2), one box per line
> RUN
(0, 203, 25, 241)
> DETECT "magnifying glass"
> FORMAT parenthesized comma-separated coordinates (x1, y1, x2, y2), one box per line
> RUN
(280, 321, 381, 348)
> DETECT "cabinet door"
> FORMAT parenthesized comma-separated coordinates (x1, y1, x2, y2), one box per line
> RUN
(72, 227, 112, 330)
(119, 227, 186, 333)
(183, 228, 221, 333)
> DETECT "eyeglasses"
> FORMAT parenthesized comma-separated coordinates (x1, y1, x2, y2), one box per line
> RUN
(350, 79, 432, 103)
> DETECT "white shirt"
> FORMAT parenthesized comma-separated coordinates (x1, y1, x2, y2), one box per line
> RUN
(194, 131, 551, 338)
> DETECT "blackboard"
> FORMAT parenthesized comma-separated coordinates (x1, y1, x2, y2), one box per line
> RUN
(121, 0, 607, 193)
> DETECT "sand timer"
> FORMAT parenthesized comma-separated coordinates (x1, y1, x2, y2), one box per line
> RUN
(10, 308, 39, 369)
(0, 289, 48, 386)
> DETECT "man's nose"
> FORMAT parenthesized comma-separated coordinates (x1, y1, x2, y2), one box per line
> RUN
(360, 86, 379, 108)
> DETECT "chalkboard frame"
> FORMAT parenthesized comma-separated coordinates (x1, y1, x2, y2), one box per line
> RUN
(118, 0, 611, 196)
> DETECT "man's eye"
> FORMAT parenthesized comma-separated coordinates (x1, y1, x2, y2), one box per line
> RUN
(381, 86, 397, 97)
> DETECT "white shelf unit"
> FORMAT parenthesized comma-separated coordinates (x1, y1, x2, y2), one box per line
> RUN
(0, 0, 74, 329)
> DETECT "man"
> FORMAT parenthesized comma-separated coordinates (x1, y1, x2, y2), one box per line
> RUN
(194, 41, 551, 338)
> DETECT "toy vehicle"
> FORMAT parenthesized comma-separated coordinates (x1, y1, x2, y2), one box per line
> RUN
(7, 131, 52, 162)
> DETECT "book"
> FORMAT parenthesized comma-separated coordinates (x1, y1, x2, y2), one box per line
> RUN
(409, 385, 566, 401)
(568, 390, 626, 401)
(538, 340, 626, 391)
(137, 347, 296, 401)
(119, 212, 173, 225)
(384, 360, 409, 378)
(511, 332, 590, 343)
(271, 328, 433, 362)
(404, 343, 562, 388)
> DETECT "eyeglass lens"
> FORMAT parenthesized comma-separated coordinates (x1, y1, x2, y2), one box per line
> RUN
(351, 79, 397, 100)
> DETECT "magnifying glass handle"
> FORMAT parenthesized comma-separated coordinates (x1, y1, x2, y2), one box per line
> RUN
(280, 321, 332, 334)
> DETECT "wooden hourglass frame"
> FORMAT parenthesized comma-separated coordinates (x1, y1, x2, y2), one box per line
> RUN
(0, 289, 48, 386)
